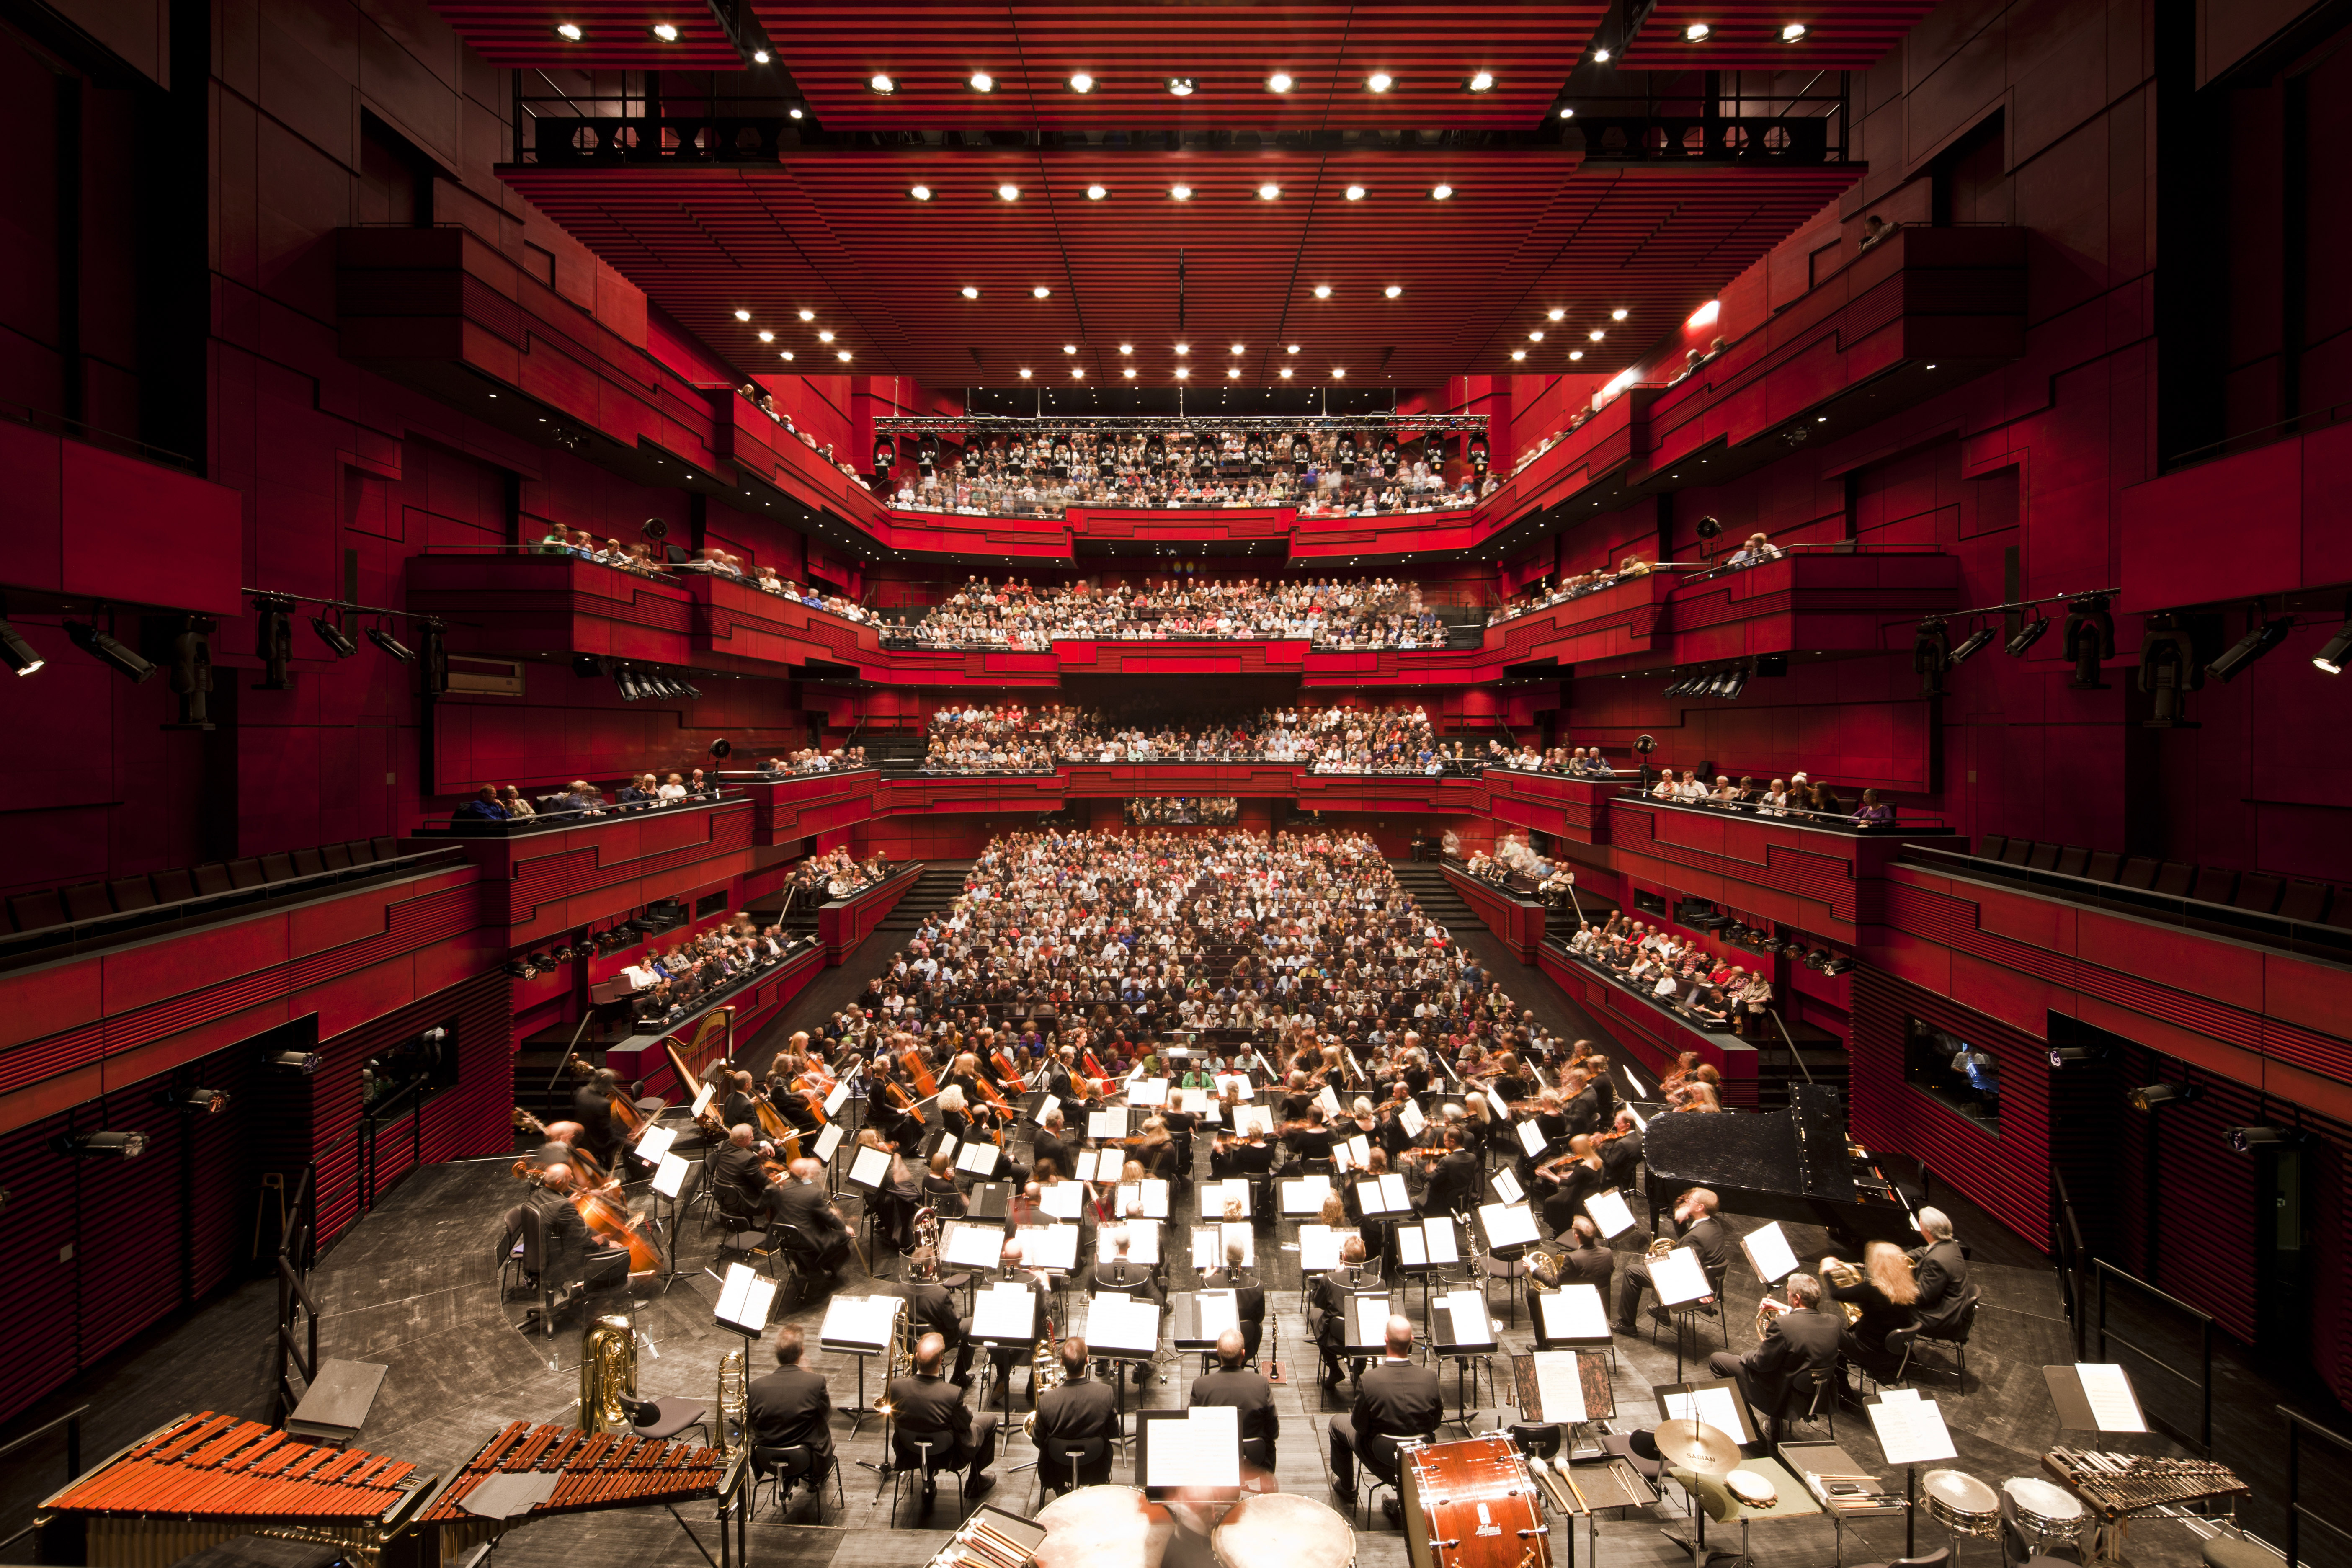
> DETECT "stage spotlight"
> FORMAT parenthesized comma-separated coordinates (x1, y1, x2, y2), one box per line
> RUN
(1694, 515, 1722, 540)
(1720, 665, 1748, 700)
(2063, 593, 2115, 689)
(67, 618, 157, 683)
(57, 1130, 148, 1158)
(2315, 618, 2352, 674)
(1913, 617, 1952, 696)
(311, 614, 357, 657)
(0, 614, 44, 675)
(2127, 1081, 2199, 1112)
(613, 667, 642, 701)
(1949, 625, 1996, 665)
(2047, 1046, 2105, 1068)
(2226, 1124, 2301, 1152)
(681, 678, 703, 699)
(270, 1050, 325, 1075)
(2004, 616, 2049, 657)
(157, 1086, 232, 1114)
(2207, 616, 2288, 682)
(367, 623, 415, 662)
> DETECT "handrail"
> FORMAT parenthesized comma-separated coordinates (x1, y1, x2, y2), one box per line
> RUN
(0, 1404, 88, 1558)
(1767, 1007, 1817, 1086)
(1624, 790, 1955, 837)
(2094, 1259, 2215, 1457)
(2283, 1407, 2352, 1568)
(2050, 1166, 2091, 1358)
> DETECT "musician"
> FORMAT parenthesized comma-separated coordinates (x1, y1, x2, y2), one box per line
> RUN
(1032, 1109, 1075, 1185)
(900, 1247, 974, 1385)
(745, 1325, 833, 1472)
(1419, 1129, 1480, 1217)
(1908, 1207, 1970, 1327)
(920, 1150, 967, 1217)
(720, 1071, 760, 1133)
(708, 1125, 782, 1225)
(1032, 1337, 1120, 1492)
(1308, 1235, 1379, 1386)
(1200, 1237, 1266, 1362)
(1827, 1240, 1919, 1390)
(1597, 1110, 1644, 1189)
(525, 1161, 593, 1312)
(1190, 1327, 1278, 1480)
(772, 1157, 853, 1282)
(1558, 1070, 1602, 1137)
(1280, 1103, 1336, 1165)
(885, 1331, 999, 1509)
(1327, 1315, 1442, 1524)
(964, 1237, 1050, 1402)
(1609, 1187, 1734, 1334)
(1085, 1224, 1164, 1319)
(572, 1067, 626, 1167)
(1708, 1273, 1846, 1440)
(1132, 1116, 1180, 1180)
(1537, 1135, 1604, 1237)
(856, 1128, 923, 1255)
(1556, 1216, 1616, 1292)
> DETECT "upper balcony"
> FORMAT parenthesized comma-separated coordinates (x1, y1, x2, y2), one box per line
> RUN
(2120, 415, 2352, 614)
(719, 769, 882, 847)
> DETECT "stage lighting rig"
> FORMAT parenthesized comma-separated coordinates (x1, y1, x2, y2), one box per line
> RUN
(2206, 614, 2288, 682)
(2127, 1080, 2200, 1112)
(311, 612, 357, 658)
(68, 613, 157, 683)
(57, 1130, 147, 1158)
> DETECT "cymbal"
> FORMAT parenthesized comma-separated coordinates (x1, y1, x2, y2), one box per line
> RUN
(1654, 1419, 1741, 1473)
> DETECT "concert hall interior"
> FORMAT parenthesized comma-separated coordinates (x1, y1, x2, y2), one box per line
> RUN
(9, 1, 2352, 1566)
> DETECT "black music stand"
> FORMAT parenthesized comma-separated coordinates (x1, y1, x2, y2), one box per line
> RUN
(815, 1292, 900, 1438)
(967, 1282, 1043, 1429)
(1430, 1290, 1500, 1432)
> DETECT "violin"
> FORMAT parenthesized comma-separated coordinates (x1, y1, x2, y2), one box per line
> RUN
(900, 1048, 939, 1098)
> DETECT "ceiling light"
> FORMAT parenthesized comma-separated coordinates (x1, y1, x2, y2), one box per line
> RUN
(1119, 343, 1133, 354)
(271, 1050, 325, 1075)
(1267, 71, 1293, 92)
(779, 351, 794, 361)
(1511, 350, 1527, 361)
(1086, 184, 1107, 200)
(554, 22, 583, 41)
(1685, 21, 1711, 40)
(1171, 184, 1192, 200)
(59, 1130, 148, 1159)
(836, 350, 852, 361)
(818, 329, 835, 342)
(751, 49, 769, 64)
(1032, 285, 1050, 298)
(2314, 618, 2352, 673)
(1569, 350, 1583, 361)
(1230, 343, 1245, 353)
(869, 73, 895, 93)
(1019, 368, 1032, 379)
(1589, 328, 1606, 341)
(1594, 48, 1612, 62)
(1949, 626, 1997, 664)
(732, 310, 749, 324)
(1069, 72, 1094, 93)
(1431, 184, 1452, 200)
(909, 185, 931, 201)
(1689, 299, 1721, 327)
(1169, 77, 1195, 97)
(651, 23, 678, 41)
(1782, 22, 1809, 41)
(65, 619, 153, 681)
(1071, 367, 1084, 378)
(1227, 366, 1240, 378)
(1345, 185, 1367, 201)
(999, 183, 1020, 201)
(1123, 366, 1137, 378)
(1331, 367, 1346, 378)
(2129, 1081, 2200, 1112)
(961, 285, 978, 299)
(1367, 72, 1393, 92)
(1279, 367, 1293, 378)
(2005, 616, 2050, 657)
(1529, 330, 1544, 342)
(0, 616, 42, 675)
(1611, 307, 1629, 321)
(970, 72, 994, 91)
(1384, 284, 1402, 298)
(757, 330, 774, 342)
(1174, 342, 1189, 355)
(789, 106, 804, 119)
(1558, 105, 1575, 119)
(1287, 343, 1300, 353)
(1468, 71, 1494, 91)
(366, 623, 414, 662)
(798, 308, 815, 321)
(1258, 183, 1280, 199)
(1064, 343, 1078, 354)
(1175, 366, 1189, 379)
(2208, 616, 2290, 681)
(1313, 284, 1331, 299)
(310, 615, 356, 657)
(1547, 308, 1565, 321)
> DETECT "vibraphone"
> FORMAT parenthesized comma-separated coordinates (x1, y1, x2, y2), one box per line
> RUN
(35, 1413, 434, 1568)
(418, 1421, 724, 1557)
(2042, 1447, 2249, 1520)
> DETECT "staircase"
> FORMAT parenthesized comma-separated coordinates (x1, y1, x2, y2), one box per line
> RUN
(873, 862, 971, 943)
(1752, 1026, 1852, 1111)
(1388, 860, 1478, 934)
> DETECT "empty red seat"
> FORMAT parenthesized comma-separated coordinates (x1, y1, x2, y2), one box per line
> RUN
(150, 868, 196, 903)
(108, 876, 158, 911)
(290, 847, 326, 877)
(2086, 851, 2123, 882)
(61, 882, 112, 921)
(1978, 833, 2008, 860)
(8, 891, 65, 931)
(2233, 874, 2282, 914)
(347, 839, 378, 864)
(2026, 843, 2061, 871)
(371, 836, 396, 860)
(2118, 858, 2159, 890)
(192, 863, 235, 895)
(1999, 839, 2034, 865)
(259, 853, 297, 883)
(320, 843, 352, 870)
(227, 859, 266, 888)
(2190, 866, 2236, 904)
(2277, 879, 2330, 923)
(2053, 846, 2089, 877)
(2153, 861, 2196, 896)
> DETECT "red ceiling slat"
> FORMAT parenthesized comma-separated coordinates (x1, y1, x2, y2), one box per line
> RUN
(1618, 2, 1939, 68)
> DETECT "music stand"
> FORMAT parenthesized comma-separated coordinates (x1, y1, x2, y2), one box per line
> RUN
(1431, 1287, 1500, 1429)
(968, 1281, 1043, 1427)
(844, 1144, 892, 1271)
(649, 1152, 692, 1295)
(1136, 1406, 1243, 1503)
(1081, 1289, 1162, 1436)
(965, 1179, 1014, 1222)
(1866, 1390, 1956, 1558)
(1649, 1246, 1716, 1380)
(816, 1292, 901, 1435)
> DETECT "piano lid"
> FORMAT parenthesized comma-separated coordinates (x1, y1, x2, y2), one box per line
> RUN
(1642, 1086, 1859, 1204)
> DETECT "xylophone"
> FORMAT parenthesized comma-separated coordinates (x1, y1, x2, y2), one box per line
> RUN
(35, 1413, 434, 1568)
(2041, 1447, 2249, 1521)
(419, 1420, 724, 1558)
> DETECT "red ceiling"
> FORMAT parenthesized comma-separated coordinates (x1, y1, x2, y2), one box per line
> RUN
(1619, 2, 1941, 69)
(433, 1, 752, 69)
(501, 152, 1859, 387)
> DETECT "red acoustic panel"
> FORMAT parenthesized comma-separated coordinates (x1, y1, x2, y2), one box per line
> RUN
(429, 2, 751, 67)
(1617, 1, 1939, 68)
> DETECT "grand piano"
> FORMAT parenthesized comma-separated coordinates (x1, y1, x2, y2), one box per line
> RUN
(1640, 1084, 1921, 1252)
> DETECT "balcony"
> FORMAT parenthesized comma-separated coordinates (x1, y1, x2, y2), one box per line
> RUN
(817, 864, 926, 963)
(2120, 417, 2352, 614)
(407, 552, 694, 664)
(1535, 939, 1763, 1108)
(722, 769, 882, 847)
(1484, 770, 1618, 845)
(1444, 864, 1547, 961)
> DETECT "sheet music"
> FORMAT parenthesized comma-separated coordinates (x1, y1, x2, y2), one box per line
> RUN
(1298, 1225, 1351, 1271)
(1442, 1289, 1494, 1346)
(1741, 1221, 1800, 1284)
(1080, 1148, 1121, 1183)
(1585, 1189, 1637, 1237)
(1479, 1202, 1540, 1250)
(1090, 1108, 1130, 1140)
(1379, 1172, 1411, 1211)
(1190, 1220, 1256, 1269)
(1487, 1087, 1511, 1119)
(1147, 1404, 1240, 1492)
(1197, 1289, 1240, 1343)
(1344, 1132, 1372, 1167)
(1282, 1174, 1332, 1214)
(2076, 1364, 2150, 1433)
(811, 1122, 846, 1163)
(1202, 1177, 1253, 1218)
(714, 1262, 777, 1333)
(1538, 1284, 1612, 1342)
(1126, 1225, 1161, 1265)
(941, 1221, 1002, 1269)
(1177, 1088, 1211, 1114)
(818, 1292, 900, 1351)
(1516, 1118, 1546, 1157)
(1216, 1074, 1254, 1101)
(689, 1082, 716, 1119)
(956, 1140, 1001, 1176)
(1869, 1395, 1957, 1465)
(1492, 1168, 1524, 1205)
(971, 1282, 1039, 1341)
(1399, 1100, 1426, 1138)
(1331, 1137, 1356, 1172)
(1129, 1078, 1169, 1107)
(1351, 1294, 1393, 1348)
(1026, 1223, 1081, 1271)
(1317, 1085, 1342, 1119)
(636, 1123, 676, 1161)
(1039, 1182, 1084, 1219)
(1652, 1246, 1710, 1305)
(652, 1152, 689, 1197)
(1663, 1385, 1748, 1442)
(1397, 1227, 1427, 1268)
(1085, 1291, 1160, 1355)
(1030, 1094, 1056, 1125)
(823, 1081, 851, 1117)
(1233, 1105, 1272, 1136)
(1115, 1178, 1171, 1219)
(847, 1145, 892, 1189)
(933, 1135, 961, 1169)
(1532, 1350, 1588, 1423)
(1423, 1215, 1460, 1265)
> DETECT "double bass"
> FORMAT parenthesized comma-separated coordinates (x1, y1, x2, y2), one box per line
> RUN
(514, 1156, 661, 1273)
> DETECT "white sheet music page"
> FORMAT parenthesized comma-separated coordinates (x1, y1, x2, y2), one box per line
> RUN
(820, 1293, 896, 1350)
(955, 1140, 1000, 1176)
(1651, 1246, 1710, 1305)
(1869, 1395, 1957, 1465)
(1089, 1108, 1129, 1140)
(1399, 1100, 1427, 1138)
(1741, 1221, 1800, 1284)
(1479, 1201, 1540, 1250)
(1379, 1172, 1412, 1212)
(1516, 1119, 1546, 1157)
(1298, 1225, 1350, 1271)
(1204, 1177, 1252, 1218)
(1532, 1351, 1587, 1423)
(1317, 1085, 1343, 1119)
(1220, 1220, 1255, 1266)
(1663, 1386, 1748, 1443)
(1083, 1149, 1122, 1183)
(824, 1081, 851, 1117)
(1442, 1289, 1493, 1346)
(1424, 1215, 1460, 1265)
(1178, 1088, 1212, 1115)
(2076, 1364, 2150, 1432)
(1233, 1106, 1272, 1136)
(1492, 1168, 1524, 1205)
(1151, 1404, 1240, 1491)
(1540, 1284, 1611, 1342)
(1028, 1223, 1082, 1271)
(1086, 1291, 1159, 1355)
(932, 1135, 960, 1169)
(1351, 1294, 1393, 1347)
(1197, 1289, 1240, 1343)
(1039, 1181, 1084, 1219)
(1344, 1133, 1372, 1168)
(1119, 1178, 1171, 1219)
(1331, 1138, 1357, 1173)
(636, 1123, 676, 1161)
(715, 1263, 759, 1327)
(811, 1123, 845, 1163)
(1126, 1225, 1161, 1265)
(847, 1145, 892, 1189)
(1129, 1078, 1169, 1107)
(690, 1082, 717, 1119)
(1283, 1173, 1332, 1213)
(652, 1152, 690, 1197)
(1584, 1189, 1637, 1237)
(941, 1222, 1001, 1269)
(971, 1283, 1038, 1341)
(1397, 1227, 1429, 1268)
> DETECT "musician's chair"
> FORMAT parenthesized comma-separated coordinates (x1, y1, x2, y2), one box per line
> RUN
(886, 1428, 966, 1524)
(750, 1443, 843, 1521)
(1889, 1285, 1980, 1390)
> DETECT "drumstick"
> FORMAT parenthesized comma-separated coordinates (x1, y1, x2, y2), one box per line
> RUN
(1564, 1471, 1590, 1514)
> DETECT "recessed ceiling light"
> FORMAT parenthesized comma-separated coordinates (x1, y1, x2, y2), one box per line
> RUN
(789, 106, 804, 119)
(1782, 22, 1808, 41)
(734, 308, 751, 321)
(1119, 343, 1133, 354)
(1367, 72, 1393, 92)
(780, 350, 794, 361)
(1123, 366, 1137, 378)
(961, 285, 978, 299)
(869, 72, 895, 93)
(1528, 330, 1544, 342)
(1558, 105, 1576, 119)
(758, 330, 774, 342)
(909, 184, 931, 200)
(1568, 350, 1583, 361)
(1171, 184, 1192, 200)
(1589, 328, 1605, 341)
(1431, 183, 1453, 200)
(1032, 285, 1050, 298)
(1313, 284, 1332, 298)
(1511, 349, 1527, 361)
(1286, 344, 1300, 353)
(554, 21, 583, 41)
(799, 309, 815, 321)
(999, 183, 1020, 201)
(751, 48, 769, 63)
(1174, 342, 1189, 355)
(818, 330, 835, 342)
(1175, 366, 1190, 379)
(1086, 183, 1107, 200)
(1069, 72, 1094, 93)
(1344, 184, 1367, 201)
(1384, 284, 1403, 298)
(1689, 298, 1722, 327)
(1019, 368, 1032, 379)
(1168, 77, 1195, 97)
(1684, 21, 1710, 40)
(1468, 71, 1494, 91)
(1071, 366, 1085, 378)
(970, 72, 994, 91)
(651, 23, 678, 41)
(836, 350, 851, 361)
(1332, 367, 1346, 378)
(1612, 307, 1629, 320)
(1258, 182, 1280, 199)
(1267, 71, 1293, 92)
(1227, 366, 1241, 378)
(1594, 47, 1612, 62)
(1230, 343, 1246, 354)
(1063, 343, 1078, 354)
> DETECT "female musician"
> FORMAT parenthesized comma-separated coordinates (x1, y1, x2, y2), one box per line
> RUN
(1658, 1050, 1703, 1097)
(1534, 1135, 1603, 1236)
(1826, 1240, 1920, 1387)
(1132, 1115, 1179, 1181)
(855, 1127, 923, 1253)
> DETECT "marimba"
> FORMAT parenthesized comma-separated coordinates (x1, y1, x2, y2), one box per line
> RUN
(418, 1421, 724, 1557)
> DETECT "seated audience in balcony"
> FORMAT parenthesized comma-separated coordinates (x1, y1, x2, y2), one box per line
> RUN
(498, 786, 536, 819)
(1758, 778, 1792, 815)
(555, 780, 607, 816)
(885, 575, 1449, 651)
(536, 525, 574, 555)
(1852, 788, 1895, 826)
(1725, 532, 1784, 569)
(917, 698, 1449, 776)
(619, 772, 663, 808)
(657, 772, 689, 802)
(453, 784, 507, 823)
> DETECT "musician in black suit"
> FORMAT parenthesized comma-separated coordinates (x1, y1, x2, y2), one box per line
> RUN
(571, 1068, 624, 1168)
(1199, 1238, 1266, 1362)
(1086, 1226, 1165, 1305)
(1610, 1186, 1735, 1334)
(1907, 1207, 1970, 1327)
(1327, 1315, 1442, 1524)
(719, 1071, 761, 1135)
(963, 1236, 1050, 1404)
(1555, 1216, 1616, 1292)
(1596, 1112, 1643, 1189)
(1032, 1110, 1075, 1184)
(1419, 1129, 1480, 1217)
(1281, 1104, 1336, 1165)
(771, 1157, 852, 1279)
(1189, 1327, 1278, 1478)
(744, 1325, 833, 1471)
(1031, 1337, 1121, 1492)
(1707, 1274, 1848, 1439)
(707, 1125, 779, 1224)
(885, 1332, 998, 1508)
(900, 1247, 972, 1384)
(1307, 1236, 1379, 1385)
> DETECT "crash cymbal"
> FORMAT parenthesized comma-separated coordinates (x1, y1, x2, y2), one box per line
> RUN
(1654, 1419, 1741, 1473)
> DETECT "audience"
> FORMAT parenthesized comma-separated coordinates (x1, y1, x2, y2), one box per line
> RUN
(882, 575, 1459, 652)
(918, 700, 1458, 776)
(625, 908, 807, 1024)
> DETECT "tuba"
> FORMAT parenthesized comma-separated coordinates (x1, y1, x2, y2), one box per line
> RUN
(717, 1346, 748, 1461)
(579, 1314, 638, 1433)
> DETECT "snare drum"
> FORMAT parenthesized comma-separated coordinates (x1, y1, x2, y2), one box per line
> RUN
(2001, 1476, 2087, 1551)
(1922, 1469, 2001, 1538)
(1035, 1484, 1176, 1568)
(1211, 1492, 1355, 1568)
(1400, 1435, 1550, 1567)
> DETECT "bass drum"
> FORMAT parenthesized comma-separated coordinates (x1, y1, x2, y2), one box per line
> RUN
(1399, 1434, 1549, 1568)
(1211, 1492, 1355, 1568)
(1035, 1485, 1175, 1568)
